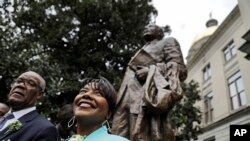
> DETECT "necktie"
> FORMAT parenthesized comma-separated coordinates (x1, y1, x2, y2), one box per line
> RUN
(0, 113, 14, 129)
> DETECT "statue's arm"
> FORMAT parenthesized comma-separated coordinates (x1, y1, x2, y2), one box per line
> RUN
(157, 37, 187, 100)
(159, 37, 187, 81)
(142, 37, 187, 113)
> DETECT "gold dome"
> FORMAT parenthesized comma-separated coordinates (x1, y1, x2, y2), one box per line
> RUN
(191, 26, 217, 46)
(187, 16, 218, 62)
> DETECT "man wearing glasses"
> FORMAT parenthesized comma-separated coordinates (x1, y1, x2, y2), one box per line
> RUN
(0, 71, 59, 141)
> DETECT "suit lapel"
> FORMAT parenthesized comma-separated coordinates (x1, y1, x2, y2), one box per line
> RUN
(0, 123, 18, 140)
(0, 110, 39, 140)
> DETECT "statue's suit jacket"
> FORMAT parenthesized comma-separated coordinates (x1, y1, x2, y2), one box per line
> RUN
(0, 110, 58, 141)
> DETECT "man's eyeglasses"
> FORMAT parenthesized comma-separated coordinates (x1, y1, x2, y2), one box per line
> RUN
(12, 78, 43, 91)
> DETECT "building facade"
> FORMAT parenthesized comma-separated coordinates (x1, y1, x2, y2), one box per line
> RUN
(185, 1, 250, 141)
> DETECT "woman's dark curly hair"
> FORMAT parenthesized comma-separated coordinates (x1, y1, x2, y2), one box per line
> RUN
(81, 76, 117, 117)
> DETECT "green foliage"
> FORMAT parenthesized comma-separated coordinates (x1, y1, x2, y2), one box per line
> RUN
(171, 80, 202, 141)
(0, 0, 156, 122)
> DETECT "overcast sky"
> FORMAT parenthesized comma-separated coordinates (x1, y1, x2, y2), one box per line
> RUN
(152, 0, 238, 62)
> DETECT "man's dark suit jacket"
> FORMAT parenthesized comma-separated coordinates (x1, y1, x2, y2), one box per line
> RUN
(0, 110, 58, 141)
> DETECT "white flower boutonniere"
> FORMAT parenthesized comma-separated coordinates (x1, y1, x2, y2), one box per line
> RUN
(67, 134, 87, 141)
(5, 119, 22, 134)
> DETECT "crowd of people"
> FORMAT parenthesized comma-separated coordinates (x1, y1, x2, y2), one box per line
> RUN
(0, 24, 186, 141)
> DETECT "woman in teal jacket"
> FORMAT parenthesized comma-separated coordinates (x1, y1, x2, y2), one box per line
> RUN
(67, 77, 129, 141)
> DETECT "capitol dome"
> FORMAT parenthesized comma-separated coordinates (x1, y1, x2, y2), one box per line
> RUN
(186, 15, 218, 63)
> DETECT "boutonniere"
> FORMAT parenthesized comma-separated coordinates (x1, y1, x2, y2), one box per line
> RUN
(5, 119, 22, 134)
(67, 134, 87, 141)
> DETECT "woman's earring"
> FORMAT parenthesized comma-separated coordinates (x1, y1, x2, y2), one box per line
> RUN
(68, 116, 75, 128)
(102, 119, 111, 131)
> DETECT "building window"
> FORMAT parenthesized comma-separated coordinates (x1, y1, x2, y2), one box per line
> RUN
(228, 71, 246, 110)
(203, 64, 211, 81)
(204, 92, 213, 123)
(223, 40, 236, 62)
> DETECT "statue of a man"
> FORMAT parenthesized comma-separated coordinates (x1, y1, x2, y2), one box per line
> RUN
(111, 24, 187, 141)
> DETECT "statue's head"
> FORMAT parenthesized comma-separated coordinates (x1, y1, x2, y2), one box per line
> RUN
(143, 24, 164, 41)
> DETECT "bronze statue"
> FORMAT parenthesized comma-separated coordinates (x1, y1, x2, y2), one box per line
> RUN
(111, 24, 187, 141)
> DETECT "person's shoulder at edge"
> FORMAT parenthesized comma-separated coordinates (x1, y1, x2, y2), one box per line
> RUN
(30, 112, 57, 133)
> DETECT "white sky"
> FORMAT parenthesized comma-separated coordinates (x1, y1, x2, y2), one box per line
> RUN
(153, 0, 238, 62)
